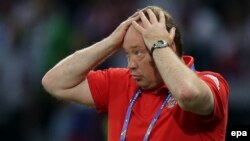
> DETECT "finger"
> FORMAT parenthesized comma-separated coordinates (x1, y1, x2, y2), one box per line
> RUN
(122, 14, 140, 28)
(147, 9, 158, 24)
(132, 21, 144, 33)
(139, 11, 151, 28)
(129, 11, 139, 18)
(169, 27, 176, 42)
(117, 20, 132, 33)
(118, 19, 132, 28)
(159, 11, 165, 24)
(120, 15, 139, 28)
(129, 14, 140, 21)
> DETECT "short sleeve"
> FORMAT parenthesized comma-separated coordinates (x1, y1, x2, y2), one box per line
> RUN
(197, 72, 229, 123)
(87, 68, 130, 113)
(87, 70, 110, 113)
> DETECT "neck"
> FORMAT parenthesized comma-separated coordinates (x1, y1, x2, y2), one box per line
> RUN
(140, 83, 164, 92)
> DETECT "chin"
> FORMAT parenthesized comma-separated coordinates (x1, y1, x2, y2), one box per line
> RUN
(137, 82, 154, 90)
(138, 81, 163, 90)
(136, 81, 147, 89)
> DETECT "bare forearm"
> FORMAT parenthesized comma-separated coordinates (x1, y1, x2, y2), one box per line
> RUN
(42, 38, 115, 92)
(42, 15, 137, 104)
(153, 48, 196, 96)
(132, 9, 213, 115)
(153, 48, 213, 115)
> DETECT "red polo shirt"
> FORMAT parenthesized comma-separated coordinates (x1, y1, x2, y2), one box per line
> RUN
(87, 56, 229, 141)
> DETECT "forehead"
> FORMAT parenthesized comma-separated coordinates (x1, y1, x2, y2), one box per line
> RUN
(123, 25, 145, 51)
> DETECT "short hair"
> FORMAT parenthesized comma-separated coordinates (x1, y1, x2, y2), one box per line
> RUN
(134, 6, 183, 57)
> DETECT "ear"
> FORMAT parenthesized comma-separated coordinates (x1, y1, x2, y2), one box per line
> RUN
(170, 42, 177, 54)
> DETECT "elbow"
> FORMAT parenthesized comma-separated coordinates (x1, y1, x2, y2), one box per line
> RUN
(176, 82, 200, 111)
(42, 74, 51, 92)
(42, 73, 57, 95)
(175, 79, 214, 115)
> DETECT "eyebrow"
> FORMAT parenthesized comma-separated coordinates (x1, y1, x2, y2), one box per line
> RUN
(130, 45, 139, 49)
(123, 44, 148, 54)
(123, 45, 138, 51)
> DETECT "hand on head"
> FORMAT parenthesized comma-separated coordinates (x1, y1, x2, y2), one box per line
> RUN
(106, 15, 139, 50)
(107, 7, 177, 55)
(131, 9, 176, 51)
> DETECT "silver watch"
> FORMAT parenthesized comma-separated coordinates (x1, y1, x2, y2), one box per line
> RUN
(150, 40, 169, 55)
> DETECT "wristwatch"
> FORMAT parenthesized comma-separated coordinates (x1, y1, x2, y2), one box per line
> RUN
(150, 40, 169, 55)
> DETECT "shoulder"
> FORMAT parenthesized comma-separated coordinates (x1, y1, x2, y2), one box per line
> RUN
(196, 71, 229, 94)
(88, 68, 130, 77)
(87, 68, 132, 83)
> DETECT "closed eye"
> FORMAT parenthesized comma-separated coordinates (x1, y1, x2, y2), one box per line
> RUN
(134, 50, 145, 59)
(135, 50, 142, 56)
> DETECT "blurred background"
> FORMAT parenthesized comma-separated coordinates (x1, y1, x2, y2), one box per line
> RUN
(0, 0, 249, 140)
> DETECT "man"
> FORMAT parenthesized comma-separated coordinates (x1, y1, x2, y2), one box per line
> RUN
(42, 6, 229, 141)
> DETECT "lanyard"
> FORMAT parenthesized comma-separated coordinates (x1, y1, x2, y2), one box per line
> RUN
(119, 64, 195, 141)
(120, 89, 172, 141)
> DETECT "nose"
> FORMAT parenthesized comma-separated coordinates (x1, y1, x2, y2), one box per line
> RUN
(127, 58, 137, 70)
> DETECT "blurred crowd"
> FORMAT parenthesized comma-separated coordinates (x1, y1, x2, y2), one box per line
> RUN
(0, 0, 249, 141)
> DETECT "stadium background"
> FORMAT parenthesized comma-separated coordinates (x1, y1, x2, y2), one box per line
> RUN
(0, 0, 249, 140)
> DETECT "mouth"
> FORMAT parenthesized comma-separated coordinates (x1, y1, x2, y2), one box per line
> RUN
(131, 74, 142, 80)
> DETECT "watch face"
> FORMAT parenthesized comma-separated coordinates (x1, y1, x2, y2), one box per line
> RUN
(158, 40, 164, 44)
(150, 40, 169, 55)
(155, 40, 167, 48)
